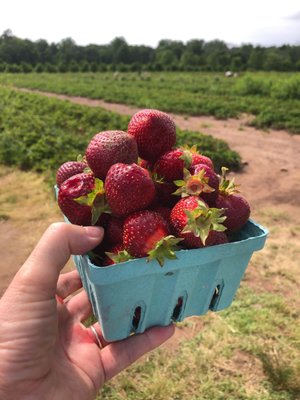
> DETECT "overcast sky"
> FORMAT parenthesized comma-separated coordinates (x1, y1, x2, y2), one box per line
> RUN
(1, 0, 300, 47)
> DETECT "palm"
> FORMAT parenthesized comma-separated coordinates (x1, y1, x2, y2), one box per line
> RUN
(48, 311, 104, 399)
(0, 223, 174, 400)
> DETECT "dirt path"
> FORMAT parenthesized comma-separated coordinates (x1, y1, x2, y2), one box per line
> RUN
(19, 88, 300, 214)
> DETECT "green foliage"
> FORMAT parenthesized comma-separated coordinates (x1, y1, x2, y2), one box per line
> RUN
(2, 71, 300, 133)
(1, 30, 300, 72)
(234, 75, 272, 96)
(0, 86, 241, 180)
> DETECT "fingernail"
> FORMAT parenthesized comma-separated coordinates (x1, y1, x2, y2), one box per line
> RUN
(85, 226, 104, 238)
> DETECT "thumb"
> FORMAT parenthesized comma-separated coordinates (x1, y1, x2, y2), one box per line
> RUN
(11, 222, 104, 300)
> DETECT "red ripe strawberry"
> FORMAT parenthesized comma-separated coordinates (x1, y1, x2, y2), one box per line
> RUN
(56, 161, 87, 187)
(58, 173, 108, 226)
(215, 167, 250, 233)
(170, 196, 227, 249)
(153, 146, 213, 182)
(190, 153, 214, 170)
(155, 181, 178, 207)
(85, 130, 138, 179)
(106, 216, 124, 245)
(139, 159, 154, 171)
(151, 205, 171, 224)
(154, 148, 186, 181)
(105, 163, 156, 217)
(205, 230, 229, 246)
(123, 210, 182, 266)
(151, 205, 172, 232)
(127, 109, 176, 161)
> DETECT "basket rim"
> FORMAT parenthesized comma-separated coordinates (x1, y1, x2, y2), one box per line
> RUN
(82, 219, 268, 283)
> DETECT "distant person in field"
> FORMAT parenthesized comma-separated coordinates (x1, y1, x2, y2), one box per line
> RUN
(0, 222, 174, 400)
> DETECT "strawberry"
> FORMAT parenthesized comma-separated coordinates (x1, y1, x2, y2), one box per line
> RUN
(215, 167, 250, 233)
(151, 205, 171, 224)
(58, 173, 108, 226)
(185, 145, 214, 170)
(127, 109, 176, 161)
(139, 159, 154, 171)
(85, 130, 138, 179)
(155, 181, 178, 207)
(170, 196, 227, 249)
(175, 164, 219, 206)
(205, 230, 229, 246)
(105, 163, 156, 217)
(56, 160, 87, 187)
(123, 210, 182, 266)
(153, 148, 186, 182)
(106, 216, 124, 245)
(153, 146, 213, 182)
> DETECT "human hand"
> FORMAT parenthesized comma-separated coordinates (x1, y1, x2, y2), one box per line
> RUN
(0, 223, 174, 400)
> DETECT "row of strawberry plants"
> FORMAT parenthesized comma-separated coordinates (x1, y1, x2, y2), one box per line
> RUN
(1, 72, 300, 133)
(0, 87, 241, 180)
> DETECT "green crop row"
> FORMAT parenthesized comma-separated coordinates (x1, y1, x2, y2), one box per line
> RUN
(0, 87, 241, 181)
(1, 71, 300, 133)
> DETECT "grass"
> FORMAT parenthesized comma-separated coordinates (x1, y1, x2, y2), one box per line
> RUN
(1, 71, 300, 133)
(0, 166, 299, 399)
(0, 165, 74, 281)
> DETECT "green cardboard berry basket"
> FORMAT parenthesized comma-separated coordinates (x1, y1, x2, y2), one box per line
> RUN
(73, 219, 268, 342)
(55, 184, 268, 341)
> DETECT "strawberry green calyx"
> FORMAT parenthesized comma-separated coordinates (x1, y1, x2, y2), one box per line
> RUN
(147, 235, 183, 267)
(105, 249, 133, 264)
(76, 154, 87, 163)
(151, 171, 165, 184)
(76, 154, 91, 173)
(182, 200, 227, 245)
(74, 178, 110, 225)
(174, 168, 215, 197)
(179, 145, 198, 169)
(219, 167, 240, 196)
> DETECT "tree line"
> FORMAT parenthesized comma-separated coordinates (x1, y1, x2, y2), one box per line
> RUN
(1, 29, 300, 73)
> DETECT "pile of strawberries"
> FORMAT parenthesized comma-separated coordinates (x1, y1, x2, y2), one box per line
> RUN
(57, 109, 250, 267)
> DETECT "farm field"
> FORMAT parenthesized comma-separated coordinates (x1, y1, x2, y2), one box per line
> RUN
(1, 71, 300, 133)
(0, 77, 300, 399)
(0, 86, 241, 176)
